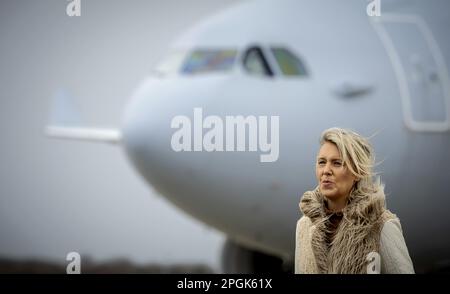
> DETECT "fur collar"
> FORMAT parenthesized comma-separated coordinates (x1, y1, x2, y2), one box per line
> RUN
(300, 186, 387, 225)
(299, 186, 395, 273)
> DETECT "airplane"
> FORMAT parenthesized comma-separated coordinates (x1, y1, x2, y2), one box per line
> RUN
(46, 0, 450, 273)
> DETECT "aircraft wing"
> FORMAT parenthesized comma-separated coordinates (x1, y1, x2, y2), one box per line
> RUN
(45, 89, 121, 144)
(45, 126, 121, 144)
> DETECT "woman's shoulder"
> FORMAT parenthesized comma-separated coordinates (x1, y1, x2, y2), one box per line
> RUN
(296, 216, 313, 234)
(381, 219, 403, 240)
(379, 213, 415, 273)
(381, 210, 402, 232)
(297, 215, 312, 226)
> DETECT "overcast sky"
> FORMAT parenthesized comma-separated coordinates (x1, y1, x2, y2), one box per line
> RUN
(0, 0, 243, 271)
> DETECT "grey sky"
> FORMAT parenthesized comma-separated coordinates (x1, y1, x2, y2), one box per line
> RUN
(0, 0, 242, 271)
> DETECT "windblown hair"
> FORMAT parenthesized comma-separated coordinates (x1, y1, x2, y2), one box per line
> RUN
(319, 127, 380, 196)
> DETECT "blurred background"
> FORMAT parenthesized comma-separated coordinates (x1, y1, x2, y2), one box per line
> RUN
(0, 0, 243, 273)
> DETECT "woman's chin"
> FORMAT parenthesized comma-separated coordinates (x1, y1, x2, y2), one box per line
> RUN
(320, 189, 337, 199)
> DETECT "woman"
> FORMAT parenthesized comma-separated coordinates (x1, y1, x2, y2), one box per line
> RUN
(295, 128, 414, 274)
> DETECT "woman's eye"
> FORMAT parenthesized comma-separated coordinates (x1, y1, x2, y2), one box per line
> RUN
(334, 161, 342, 166)
(318, 161, 325, 165)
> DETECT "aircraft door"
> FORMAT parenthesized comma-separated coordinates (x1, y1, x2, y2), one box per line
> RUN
(372, 14, 450, 132)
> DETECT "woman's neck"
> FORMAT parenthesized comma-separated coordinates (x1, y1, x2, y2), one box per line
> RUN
(325, 196, 347, 212)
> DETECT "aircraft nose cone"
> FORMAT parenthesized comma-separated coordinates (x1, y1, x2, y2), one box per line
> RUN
(120, 77, 213, 197)
(120, 80, 175, 187)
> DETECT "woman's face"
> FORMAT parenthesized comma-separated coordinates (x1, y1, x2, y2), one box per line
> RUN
(316, 141, 357, 202)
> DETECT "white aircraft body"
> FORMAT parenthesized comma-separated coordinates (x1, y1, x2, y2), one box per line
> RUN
(47, 0, 450, 273)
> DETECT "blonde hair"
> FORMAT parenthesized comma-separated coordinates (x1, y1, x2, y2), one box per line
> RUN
(319, 127, 380, 195)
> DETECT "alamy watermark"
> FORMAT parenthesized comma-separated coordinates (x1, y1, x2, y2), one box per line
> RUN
(66, 251, 81, 274)
(366, 251, 381, 274)
(366, 0, 381, 17)
(66, 0, 81, 17)
(170, 108, 279, 163)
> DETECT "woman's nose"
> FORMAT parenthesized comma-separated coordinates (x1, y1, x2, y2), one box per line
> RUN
(323, 163, 332, 175)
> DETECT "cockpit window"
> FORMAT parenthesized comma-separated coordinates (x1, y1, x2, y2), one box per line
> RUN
(154, 50, 187, 76)
(271, 47, 308, 76)
(181, 49, 237, 74)
(242, 47, 273, 77)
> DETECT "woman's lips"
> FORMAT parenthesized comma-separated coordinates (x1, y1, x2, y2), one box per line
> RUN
(322, 181, 334, 188)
